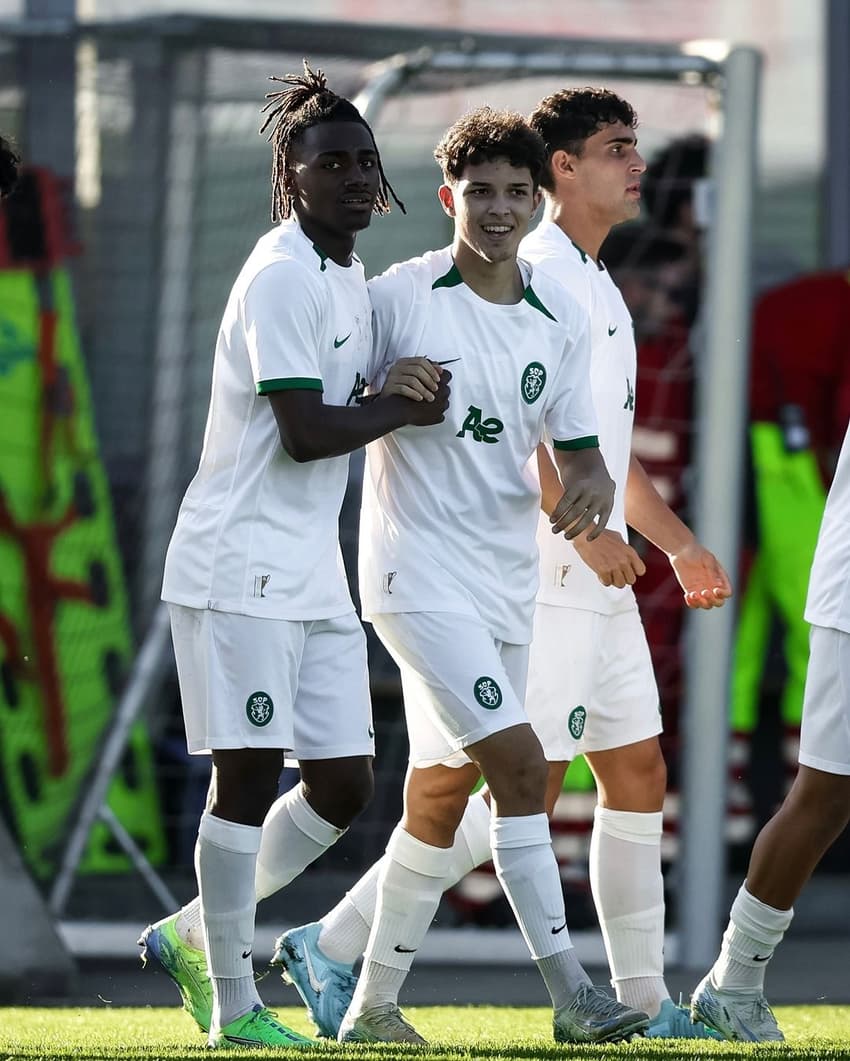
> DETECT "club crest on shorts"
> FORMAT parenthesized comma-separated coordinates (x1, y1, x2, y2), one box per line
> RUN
(474, 676, 502, 710)
(521, 361, 546, 404)
(246, 691, 274, 727)
(568, 705, 586, 739)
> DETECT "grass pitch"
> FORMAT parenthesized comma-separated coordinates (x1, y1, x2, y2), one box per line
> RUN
(3, 1005, 850, 1060)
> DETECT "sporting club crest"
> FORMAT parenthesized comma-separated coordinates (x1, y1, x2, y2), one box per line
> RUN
(474, 676, 503, 710)
(568, 705, 587, 740)
(521, 361, 546, 404)
(246, 691, 274, 727)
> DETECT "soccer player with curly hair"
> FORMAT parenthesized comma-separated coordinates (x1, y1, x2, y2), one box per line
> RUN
(278, 105, 641, 1046)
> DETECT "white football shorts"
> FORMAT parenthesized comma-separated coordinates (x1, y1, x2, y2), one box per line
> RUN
(168, 604, 374, 759)
(798, 625, 850, 775)
(371, 611, 530, 768)
(524, 604, 661, 761)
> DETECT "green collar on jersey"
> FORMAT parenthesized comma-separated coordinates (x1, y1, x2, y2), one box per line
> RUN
(571, 238, 605, 272)
(432, 261, 557, 321)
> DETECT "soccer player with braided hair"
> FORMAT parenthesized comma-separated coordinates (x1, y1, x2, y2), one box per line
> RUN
(138, 61, 449, 1049)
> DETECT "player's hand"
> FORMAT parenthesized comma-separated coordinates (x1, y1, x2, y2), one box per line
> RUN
(380, 357, 441, 402)
(669, 540, 733, 609)
(405, 369, 451, 427)
(573, 529, 646, 588)
(550, 449, 615, 540)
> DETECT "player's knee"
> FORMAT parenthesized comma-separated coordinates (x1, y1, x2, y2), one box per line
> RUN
(794, 785, 850, 836)
(405, 793, 466, 846)
(303, 758, 374, 827)
(210, 755, 284, 826)
(642, 749, 667, 803)
(487, 754, 548, 811)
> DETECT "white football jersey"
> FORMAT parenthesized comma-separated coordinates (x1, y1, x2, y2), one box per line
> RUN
(359, 247, 598, 645)
(805, 420, 850, 633)
(162, 217, 372, 620)
(521, 221, 638, 616)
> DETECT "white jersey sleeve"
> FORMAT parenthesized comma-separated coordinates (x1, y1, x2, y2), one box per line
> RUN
(242, 261, 325, 393)
(367, 264, 417, 388)
(544, 310, 598, 449)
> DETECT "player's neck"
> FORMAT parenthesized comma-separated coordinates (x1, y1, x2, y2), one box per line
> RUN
(294, 211, 357, 267)
(544, 199, 608, 263)
(452, 241, 524, 304)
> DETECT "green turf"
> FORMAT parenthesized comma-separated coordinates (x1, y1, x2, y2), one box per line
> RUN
(2, 1006, 850, 1060)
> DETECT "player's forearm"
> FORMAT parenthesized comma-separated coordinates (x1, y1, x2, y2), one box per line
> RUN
(536, 444, 563, 517)
(278, 396, 413, 462)
(625, 453, 695, 555)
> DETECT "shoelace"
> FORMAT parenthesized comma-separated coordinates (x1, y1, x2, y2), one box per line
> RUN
(370, 1005, 416, 1032)
(253, 1008, 306, 1040)
(578, 985, 632, 1018)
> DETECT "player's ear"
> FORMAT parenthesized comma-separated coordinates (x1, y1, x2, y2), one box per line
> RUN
(438, 183, 455, 218)
(532, 188, 543, 215)
(550, 149, 578, 182)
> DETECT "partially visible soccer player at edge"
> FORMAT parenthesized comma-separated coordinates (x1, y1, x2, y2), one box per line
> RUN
(136, 63, 449, 1049)
(691, 415, 850, 1042)
(290, 107, 643, 1046)
(274, 90, 731, 1042)
(0, 133, 21, 198)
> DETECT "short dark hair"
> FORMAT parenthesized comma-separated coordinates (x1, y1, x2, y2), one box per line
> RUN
(0, 134, 21, 199)
(259, 59, 402, 222)
(529, 88, 638, 191)
(433, 107, 548, 188)
(642, 133, 709, 227)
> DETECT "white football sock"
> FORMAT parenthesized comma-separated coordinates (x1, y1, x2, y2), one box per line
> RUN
(318, 790, 491, 966)
(318, 866, 377, 965)
(589, 806, 668, 1017)
(175, 898, 205, 951)
(196, 813, 263, 1028)
(490, 814, 588, 1005)
(254, 784, 345, 900)
(711, 883, 793, 992)
(174, 786, 345, 954)
(349, 827, 453, 1012)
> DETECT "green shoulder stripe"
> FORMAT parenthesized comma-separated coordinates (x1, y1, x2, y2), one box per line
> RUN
(553, 435, 599, 451)
(257, 377, 323, 395)
(523, 285, 557, 322)
(432, 263, 464, 290)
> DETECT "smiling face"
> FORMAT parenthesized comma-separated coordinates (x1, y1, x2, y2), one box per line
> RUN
(555, 120, 646, 227)
(439, 157, 541, 265)
(288, 119, 381, 238)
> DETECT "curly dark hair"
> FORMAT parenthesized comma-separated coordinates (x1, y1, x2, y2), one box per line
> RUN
(259, 59, 402, 222)
(529, 88, 638, 191)
(0, 134, 21, 199)
(433, 107, 548, 188)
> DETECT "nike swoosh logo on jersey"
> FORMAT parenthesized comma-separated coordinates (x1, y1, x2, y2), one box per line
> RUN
(394, 944, 417, 953)
(304, 943, 328, 992)
(334, 333, 352, 348)
(753, 954, 770, 961)
(551, 921, 568, 934)
(608, 324, 618, 336)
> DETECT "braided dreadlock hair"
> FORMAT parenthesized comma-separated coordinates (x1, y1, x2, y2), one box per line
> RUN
(0, 134, 21, 199)
(259, 60, 403, 223)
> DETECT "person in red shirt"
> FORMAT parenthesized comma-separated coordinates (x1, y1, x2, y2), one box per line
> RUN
(731, 269, 850, 820)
